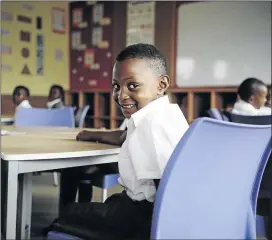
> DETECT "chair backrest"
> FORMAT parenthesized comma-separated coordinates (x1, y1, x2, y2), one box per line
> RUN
(74, 105, 90, 128)
(207, 108, 224, 120)
(14, 107, 75, 127)
(151, 117, 271, 239)
(224, 111, 272, 125)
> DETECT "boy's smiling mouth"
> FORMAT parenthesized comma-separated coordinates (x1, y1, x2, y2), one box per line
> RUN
(120, 104, 136, 109)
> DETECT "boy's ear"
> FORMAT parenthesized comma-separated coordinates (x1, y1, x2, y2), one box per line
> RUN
(248, 95, 254, 103)
(158, 75, 170, 95)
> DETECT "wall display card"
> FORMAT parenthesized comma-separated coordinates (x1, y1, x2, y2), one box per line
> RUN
(17, 15, 32, 24)
(1, 64, 12, 71)
(88, 79, 97, 86)
(22, 64, 31, 75)
(1, 29, 10, 35)
(72, 31, 82, 49)
(0, 45, 12, 54)
(21, 47, 30, 58)
(36, 17, 42, 30)
(84, 49, 95, 68)
(78, 22, 88, 28)
(20, 31, 31, 42)
(1, 11, 12, 21)
(55, 49, 63, 61)
(72, 8, 83, 26)
(92, 4, 103, 24)
(52, 8, 66, 34)
(22, 4, 34, 11)
(86, 1, 96, 6)
(100, 17, 111, 26)
(126, 1, 155, 46)
(92, 27, 102, 47)
(36, 34, 44, 75)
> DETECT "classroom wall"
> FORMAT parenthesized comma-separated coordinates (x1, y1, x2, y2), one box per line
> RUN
(1, 1, 69, 96)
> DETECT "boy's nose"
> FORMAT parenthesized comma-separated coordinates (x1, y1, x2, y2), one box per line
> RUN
(118, 88, 130, 101)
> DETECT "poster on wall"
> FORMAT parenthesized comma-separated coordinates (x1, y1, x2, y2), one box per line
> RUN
(36, 34, 44, 75)
(92, 27, 102, 47)
(52, 7, 66, 34)
(1, 11, 13, 21)
(0, 45, 12, 54)
(126, 1, 155, 46)
(92, 4, 103, 24)
(72, 8, 83, 26)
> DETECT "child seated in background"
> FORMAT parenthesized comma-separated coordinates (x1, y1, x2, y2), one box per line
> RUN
(12, 85, 32, 113)
(47, 84, 65, 108)
(47, 43, 189, 239)
(232, 78, 271, 115)
(259, 85, 271, 114)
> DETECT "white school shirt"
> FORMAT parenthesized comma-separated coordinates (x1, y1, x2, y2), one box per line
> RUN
(15, 100, 32, 113)
(232, 100, 271, 116)
(118, 96, 189, 202)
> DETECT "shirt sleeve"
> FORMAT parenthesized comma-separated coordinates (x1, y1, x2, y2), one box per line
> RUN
(128, 107, 189, 180)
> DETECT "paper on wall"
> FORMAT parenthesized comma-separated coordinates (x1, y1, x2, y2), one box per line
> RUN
(92, 4, 103, 24)
(92, 27, 102, 47)
(36, 34, 44, 75)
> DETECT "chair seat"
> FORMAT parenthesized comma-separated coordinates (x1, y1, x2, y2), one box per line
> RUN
(84, 173, 119, 189)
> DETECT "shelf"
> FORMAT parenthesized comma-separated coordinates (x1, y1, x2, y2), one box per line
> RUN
(67, 87, 238, 129)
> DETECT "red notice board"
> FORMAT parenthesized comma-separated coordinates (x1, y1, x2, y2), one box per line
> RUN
(70, 1, 114, 91)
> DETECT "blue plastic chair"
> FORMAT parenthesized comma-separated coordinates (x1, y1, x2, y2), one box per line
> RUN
(224, 111, 272, 125)
(15, 107, 75, 127)
(47, 231, 82, 240)
(223, 111, 272, 238)
(74, 105, 90, 128)
(151, 117, 271, 239)
(14, 107, 75, 186)
(207, 108, 225, 120)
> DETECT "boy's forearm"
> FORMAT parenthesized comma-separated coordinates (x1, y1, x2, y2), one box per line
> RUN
(85, 130, 126, 146)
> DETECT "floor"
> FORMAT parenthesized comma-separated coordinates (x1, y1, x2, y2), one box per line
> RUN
(31, 173, 122, 239)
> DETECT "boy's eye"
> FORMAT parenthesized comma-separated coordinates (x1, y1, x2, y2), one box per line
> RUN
(112, 83, 120, 91)
(127, 83, 139, 90)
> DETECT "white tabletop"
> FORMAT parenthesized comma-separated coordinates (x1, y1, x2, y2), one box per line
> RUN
(1, 126, 120, 161)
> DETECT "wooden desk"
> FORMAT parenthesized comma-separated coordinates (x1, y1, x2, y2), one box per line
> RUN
(1, 126, 120, 239)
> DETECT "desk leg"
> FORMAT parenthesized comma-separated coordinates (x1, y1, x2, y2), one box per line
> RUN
(18, 173, 33, 239)
(5, 161, 19, 239)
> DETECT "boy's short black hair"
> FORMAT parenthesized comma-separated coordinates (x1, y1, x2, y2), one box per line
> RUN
(12, 85, 30, 98)
(49, 84, 65, 101)
(238, 78, 267, 102)
(116, 43, 168, 77)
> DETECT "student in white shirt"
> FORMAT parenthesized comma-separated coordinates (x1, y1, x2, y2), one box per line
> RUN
(47, 44, 189, 239)
(12, 85, 32, 113)
(47, 84, 65, 109)
(232, 78, 271, 116)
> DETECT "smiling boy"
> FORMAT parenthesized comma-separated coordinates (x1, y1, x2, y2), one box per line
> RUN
(50, 44, 189, 239)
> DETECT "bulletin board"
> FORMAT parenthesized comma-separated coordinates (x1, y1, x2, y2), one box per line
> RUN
(70, 1, 114, 91)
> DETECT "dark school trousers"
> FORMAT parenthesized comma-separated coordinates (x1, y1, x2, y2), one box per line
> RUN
(55, 190, 154, 240)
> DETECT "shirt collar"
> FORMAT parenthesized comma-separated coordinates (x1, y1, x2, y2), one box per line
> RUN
(234, 99, 258, 112)
(17, 100, 30, 108)
(130, 95, 170, 127)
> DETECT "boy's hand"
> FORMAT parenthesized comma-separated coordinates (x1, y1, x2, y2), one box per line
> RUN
(76, 130, 93, 141)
